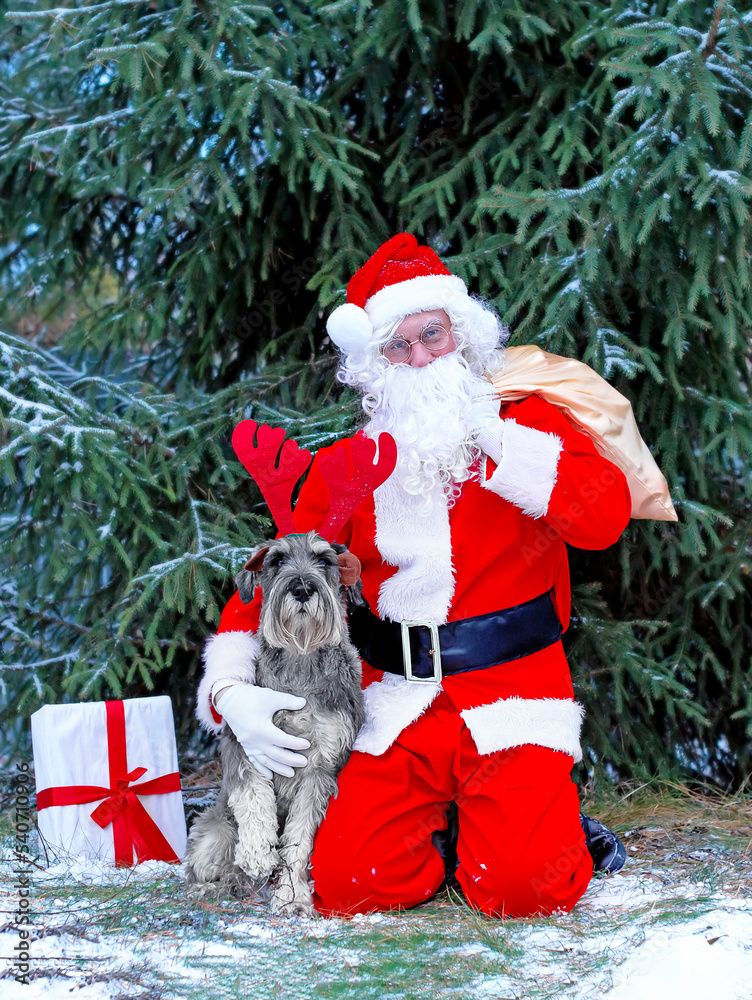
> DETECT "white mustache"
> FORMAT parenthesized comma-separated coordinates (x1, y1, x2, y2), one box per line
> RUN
(363, 353, 490, 504)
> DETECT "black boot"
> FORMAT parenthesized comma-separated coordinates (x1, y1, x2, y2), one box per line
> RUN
(433, 802, 460, 889)
(580, 813, 627, 874)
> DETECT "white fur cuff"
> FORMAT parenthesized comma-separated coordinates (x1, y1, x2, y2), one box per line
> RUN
(195, 631, 259, 733)
(461, 696, 584, 762)
(481, 419, 563, 518)
(353, 674, 441, 756)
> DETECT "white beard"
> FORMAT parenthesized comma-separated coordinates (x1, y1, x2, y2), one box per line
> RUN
(362, 352, 498, 508)
(361, 353, 500, 624)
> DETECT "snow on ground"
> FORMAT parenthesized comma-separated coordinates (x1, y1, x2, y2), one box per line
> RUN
(572, 875, 752, 1000)
(2, 844, 752, 999)
(606, 906, 752, 1000)
(461, 872, 752, 1000)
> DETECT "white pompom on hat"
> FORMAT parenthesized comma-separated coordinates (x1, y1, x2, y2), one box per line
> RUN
(325, 301, 374, 355)
(326, 233, 469, 353)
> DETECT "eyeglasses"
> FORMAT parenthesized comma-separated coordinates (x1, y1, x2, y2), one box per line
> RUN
(380, 323, 451, 364)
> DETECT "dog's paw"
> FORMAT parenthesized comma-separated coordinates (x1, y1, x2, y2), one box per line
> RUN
(271, 870, 314, 917)
(271, 890, 314, 918)
(183, 855, 266, 898)
(273, 898, 315, 918)
(235, 841, 280, 879)
(183, 860, 229, 886)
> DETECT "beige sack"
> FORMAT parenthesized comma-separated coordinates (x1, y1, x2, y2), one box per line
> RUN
(488, 345, 677, 522)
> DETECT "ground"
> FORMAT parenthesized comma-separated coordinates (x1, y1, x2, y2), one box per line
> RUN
(1, 777, 751, 1000)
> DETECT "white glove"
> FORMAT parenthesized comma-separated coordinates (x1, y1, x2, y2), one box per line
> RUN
(213, 683, 310, 779)
(474, 416, 504, 466)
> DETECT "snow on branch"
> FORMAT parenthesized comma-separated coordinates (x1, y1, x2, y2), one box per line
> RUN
(18, 109, 133, 146)
(7, 1, 143, 20)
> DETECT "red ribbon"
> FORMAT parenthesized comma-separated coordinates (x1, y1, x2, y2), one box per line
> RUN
(36, 700, 182, 867)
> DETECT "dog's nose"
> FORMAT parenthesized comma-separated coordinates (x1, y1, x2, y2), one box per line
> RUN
(291, 578, 313, 603)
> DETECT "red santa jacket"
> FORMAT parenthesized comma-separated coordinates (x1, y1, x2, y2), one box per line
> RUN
(197, 394, 631, 762)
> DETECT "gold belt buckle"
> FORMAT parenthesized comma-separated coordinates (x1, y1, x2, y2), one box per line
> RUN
(400, 620, 442, 684)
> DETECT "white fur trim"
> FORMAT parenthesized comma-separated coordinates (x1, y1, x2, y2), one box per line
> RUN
(352, 674, 441, 756)
(364, 274, 468, 331)
(326, 302, 373, 353)
(461, 696, 584, 762)
(481, 419, 563, 518)
(373, 473, 454, 623)
(195, 631, 259, 733)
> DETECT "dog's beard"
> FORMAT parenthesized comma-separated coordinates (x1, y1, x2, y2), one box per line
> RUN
(262, 590, 344, 654)
(361, 353, 494, 505)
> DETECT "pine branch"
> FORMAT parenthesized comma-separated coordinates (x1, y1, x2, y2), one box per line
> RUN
(1, 0, 750, 784)
(701, 3, 726, 61)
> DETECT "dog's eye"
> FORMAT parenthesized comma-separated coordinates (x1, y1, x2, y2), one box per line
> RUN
(317, 558, 329, 566)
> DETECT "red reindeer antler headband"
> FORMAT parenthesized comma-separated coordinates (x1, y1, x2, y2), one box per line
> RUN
(231, 420, 397, 541)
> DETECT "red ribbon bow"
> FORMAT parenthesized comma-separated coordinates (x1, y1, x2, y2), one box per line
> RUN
(36, 700, 182, 867)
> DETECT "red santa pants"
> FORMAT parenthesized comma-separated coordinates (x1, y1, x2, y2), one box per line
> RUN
(311, 688, 592, 918)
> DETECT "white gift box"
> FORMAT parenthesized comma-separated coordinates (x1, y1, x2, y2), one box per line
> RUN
(31, 696, 187, 866)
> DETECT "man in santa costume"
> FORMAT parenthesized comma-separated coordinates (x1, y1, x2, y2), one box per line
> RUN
(196, 233, 632, 918)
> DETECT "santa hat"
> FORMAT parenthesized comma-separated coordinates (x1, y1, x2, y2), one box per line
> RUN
(326, 233, 469, 354)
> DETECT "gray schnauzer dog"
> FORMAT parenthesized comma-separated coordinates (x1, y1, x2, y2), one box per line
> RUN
(185, 530, 365, 916)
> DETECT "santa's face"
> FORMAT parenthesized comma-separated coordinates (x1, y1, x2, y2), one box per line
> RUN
(383, 309, 458, 368)
(362, 342, 492, 505)
(337, 302, 501, 502)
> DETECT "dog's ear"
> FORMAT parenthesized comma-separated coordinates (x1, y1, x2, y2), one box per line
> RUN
(334, 548, 366, 606)
(242, 546, 269, 573)
(336, 550, 361, 587)
(234, 545, 269, 604)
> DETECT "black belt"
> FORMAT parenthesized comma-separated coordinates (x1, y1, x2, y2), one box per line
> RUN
(347, 589, 563, 682)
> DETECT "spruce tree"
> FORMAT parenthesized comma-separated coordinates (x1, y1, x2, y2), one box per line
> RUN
(1, 0, 750, 786)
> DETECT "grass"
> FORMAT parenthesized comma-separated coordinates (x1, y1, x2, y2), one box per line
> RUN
(1, 778, 751, 999)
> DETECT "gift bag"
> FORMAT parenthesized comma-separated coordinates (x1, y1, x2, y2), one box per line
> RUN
(490, 345, 677, 521)
(31, 696, 187, 866)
